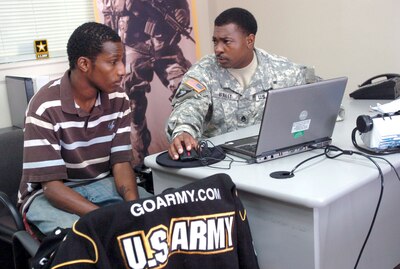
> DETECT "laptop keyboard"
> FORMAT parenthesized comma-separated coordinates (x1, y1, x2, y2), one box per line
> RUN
(237, 143, 257, 153)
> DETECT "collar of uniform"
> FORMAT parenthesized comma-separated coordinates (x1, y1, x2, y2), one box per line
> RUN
(244, 48, 272, 91)
(217, 48, 270, 95)
(60, 70, 111, 116)
(253, 48, 279, 91)
(239, 48, 276, 97)
(217, 63, 243, 95)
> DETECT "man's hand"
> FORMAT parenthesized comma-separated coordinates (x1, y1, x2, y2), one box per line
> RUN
(174, 8, 189, 27)
(168, 132, 198, 160)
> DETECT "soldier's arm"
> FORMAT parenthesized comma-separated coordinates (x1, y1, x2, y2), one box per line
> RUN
(167, 79, 211, 138)
(166, 77, 211, 159)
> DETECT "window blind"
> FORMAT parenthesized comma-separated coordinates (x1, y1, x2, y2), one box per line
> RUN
(0, 0, 95, 64)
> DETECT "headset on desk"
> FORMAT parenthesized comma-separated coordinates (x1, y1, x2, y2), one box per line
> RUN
(351, 111, 400, 155)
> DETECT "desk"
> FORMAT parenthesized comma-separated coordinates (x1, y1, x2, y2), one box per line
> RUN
(144, 97, 400, 269)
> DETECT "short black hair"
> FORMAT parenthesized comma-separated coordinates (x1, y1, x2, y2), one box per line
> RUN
(67, 22, 121, 69)
(214, 7, 257, 36)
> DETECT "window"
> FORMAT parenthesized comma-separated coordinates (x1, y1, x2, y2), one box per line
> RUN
(0, 0, 95, 64)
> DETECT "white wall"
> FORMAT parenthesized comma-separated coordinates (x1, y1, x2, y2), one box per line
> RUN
(204, 0, 400, 93)
(1, 0, 399, 128)
(0, 58, 68, 128)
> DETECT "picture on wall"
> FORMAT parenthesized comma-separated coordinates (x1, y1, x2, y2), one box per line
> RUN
(94, 0, 199, 166)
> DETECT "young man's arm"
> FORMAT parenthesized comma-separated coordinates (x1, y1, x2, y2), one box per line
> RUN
(42, 161, 139, 216)
(112, 161, 139, 201)
(42, 180, 99, 216)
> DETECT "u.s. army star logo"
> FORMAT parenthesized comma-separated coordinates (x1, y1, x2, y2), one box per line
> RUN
(34, 39, 49, 59)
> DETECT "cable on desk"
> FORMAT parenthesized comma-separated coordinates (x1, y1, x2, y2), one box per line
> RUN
(323, 145, 384, 269)
(289, 152, 326, 176)
(198, 140, 247, 170)
(269, 151, 326, 179)
(370, 155, 400, 182)
(285, 144, 388, 269)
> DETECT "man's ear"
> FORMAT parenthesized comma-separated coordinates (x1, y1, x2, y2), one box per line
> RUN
(246, 34, 255, 49)
(77, 56, 91, 72)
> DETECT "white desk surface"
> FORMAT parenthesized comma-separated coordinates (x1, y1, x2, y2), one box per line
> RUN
(145, 97, 400, 208)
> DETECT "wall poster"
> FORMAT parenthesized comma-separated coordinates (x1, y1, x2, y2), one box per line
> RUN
(94, 0, 199, 167)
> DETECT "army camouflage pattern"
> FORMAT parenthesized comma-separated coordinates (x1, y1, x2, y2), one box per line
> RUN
(166, 48, 315, 140)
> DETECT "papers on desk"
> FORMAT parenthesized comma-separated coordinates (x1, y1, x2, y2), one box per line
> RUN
(370, 98, 400, 114)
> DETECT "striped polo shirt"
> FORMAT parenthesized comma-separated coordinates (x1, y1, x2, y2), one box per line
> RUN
(18, 71, 133, 211)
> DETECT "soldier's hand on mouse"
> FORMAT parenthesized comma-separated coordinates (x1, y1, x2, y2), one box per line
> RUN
(168, 132, 198, 160)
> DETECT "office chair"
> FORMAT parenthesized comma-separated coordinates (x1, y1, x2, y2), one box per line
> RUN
(42, 173, 260, 269)
(0, 127, 155, 268)
(0, 191, 40, 269)
(0, 128, 41, 269)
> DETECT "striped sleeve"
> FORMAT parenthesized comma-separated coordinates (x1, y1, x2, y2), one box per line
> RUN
(22, 94, 67, 182)
(108, 91, 133, 166)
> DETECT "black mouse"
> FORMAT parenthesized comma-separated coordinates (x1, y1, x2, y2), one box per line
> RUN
(179, 148, 198, 162)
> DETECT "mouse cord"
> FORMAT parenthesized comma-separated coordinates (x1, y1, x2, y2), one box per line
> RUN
(198, 140, 247, 169)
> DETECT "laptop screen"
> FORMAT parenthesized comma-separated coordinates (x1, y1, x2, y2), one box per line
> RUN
(221, 77, 348, 163)
(256, 77, 347, 155)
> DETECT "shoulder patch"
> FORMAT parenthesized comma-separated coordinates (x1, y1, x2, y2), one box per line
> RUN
(183, 78, 206, 93)
(175, 88, 191, 99)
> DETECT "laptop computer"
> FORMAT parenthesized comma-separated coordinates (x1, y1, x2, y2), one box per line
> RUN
(220, 77, 348, 163)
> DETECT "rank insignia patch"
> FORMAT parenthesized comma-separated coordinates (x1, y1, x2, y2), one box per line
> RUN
(176, 88, 190, 99)
(184, 78, 206, 93)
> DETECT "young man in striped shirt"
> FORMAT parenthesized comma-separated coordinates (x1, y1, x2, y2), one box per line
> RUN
(18, 22, 147, 235)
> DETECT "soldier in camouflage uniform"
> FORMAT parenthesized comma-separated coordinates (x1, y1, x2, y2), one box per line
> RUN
(166, 8, 318, 160)
(102, 0, 192, 164)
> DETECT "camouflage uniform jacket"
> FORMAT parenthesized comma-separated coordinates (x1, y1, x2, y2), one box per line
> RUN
(166, 48, 309, 140)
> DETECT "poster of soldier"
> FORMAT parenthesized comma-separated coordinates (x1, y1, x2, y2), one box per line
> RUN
(95, 0, 198, 166)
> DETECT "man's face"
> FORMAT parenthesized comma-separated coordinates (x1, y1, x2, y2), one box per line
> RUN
(212, 23, 254, 69)
(88, 41, 125, 93)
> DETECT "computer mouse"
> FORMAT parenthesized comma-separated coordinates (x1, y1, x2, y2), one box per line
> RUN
(179, 148, 198, 162)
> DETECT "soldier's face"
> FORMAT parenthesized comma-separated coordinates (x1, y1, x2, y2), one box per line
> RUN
(87, 41, 126, 93)
(212, 23, 255, 69)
